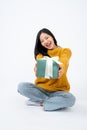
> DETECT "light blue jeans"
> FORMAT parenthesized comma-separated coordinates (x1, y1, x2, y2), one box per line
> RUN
(17, 82, 76, 111)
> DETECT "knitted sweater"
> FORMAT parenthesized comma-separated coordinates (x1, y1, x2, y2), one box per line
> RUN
(34, 47, 72, 92)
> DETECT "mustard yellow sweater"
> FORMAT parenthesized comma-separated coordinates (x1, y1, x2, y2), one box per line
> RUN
(34, 47, 72, 92)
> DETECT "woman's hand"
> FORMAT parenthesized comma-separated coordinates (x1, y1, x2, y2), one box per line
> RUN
(34, 63, 37, 76)
(58, 65, 64, 79)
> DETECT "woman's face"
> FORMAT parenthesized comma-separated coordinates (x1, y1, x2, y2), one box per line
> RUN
(40, 33, 57, 50)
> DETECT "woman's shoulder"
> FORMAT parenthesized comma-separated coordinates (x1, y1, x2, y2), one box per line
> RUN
(58, 46, 72, 53)
(54, 47, 72, 58)
(57, 46, 71, 50)
(36, 53, 44, 60)
(59, 47, 72, 58)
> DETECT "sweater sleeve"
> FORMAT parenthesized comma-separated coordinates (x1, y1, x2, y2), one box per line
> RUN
(59, 48, 72, 73)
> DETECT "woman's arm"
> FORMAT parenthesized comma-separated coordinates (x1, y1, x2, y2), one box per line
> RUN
(59, 48, 72, 73)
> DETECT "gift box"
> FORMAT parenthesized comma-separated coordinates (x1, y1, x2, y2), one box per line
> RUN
(36, 56, 62, 79)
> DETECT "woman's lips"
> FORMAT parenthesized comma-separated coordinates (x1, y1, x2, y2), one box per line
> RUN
(46, 42, 51, 48)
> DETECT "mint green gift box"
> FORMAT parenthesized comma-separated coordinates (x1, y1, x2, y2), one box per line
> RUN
(36, 56, 60, 79)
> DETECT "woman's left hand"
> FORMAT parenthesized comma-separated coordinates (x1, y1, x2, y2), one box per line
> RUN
(58, 65, 64, 79)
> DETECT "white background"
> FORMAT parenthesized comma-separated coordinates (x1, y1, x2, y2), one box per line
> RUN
(0, 0, 87, 130)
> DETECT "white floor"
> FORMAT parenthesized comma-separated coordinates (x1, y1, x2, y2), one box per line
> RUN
(0, 82, 87, 130)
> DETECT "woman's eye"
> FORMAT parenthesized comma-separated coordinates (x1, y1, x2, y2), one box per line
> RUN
(45, 37, 48, 40)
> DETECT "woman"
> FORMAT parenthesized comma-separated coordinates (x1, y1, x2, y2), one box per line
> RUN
(18, 28, 76, 111)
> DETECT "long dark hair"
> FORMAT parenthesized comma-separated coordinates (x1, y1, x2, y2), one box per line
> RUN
(34, 28, 58, 59)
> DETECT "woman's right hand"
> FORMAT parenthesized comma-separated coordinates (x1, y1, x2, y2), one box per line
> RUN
(34, 63, 37, 76)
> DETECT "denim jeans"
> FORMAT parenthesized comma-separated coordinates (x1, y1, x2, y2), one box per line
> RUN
(17, 82, 76, 111)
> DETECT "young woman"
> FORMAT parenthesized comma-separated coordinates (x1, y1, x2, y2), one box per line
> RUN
(18, 28, 76, 111)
